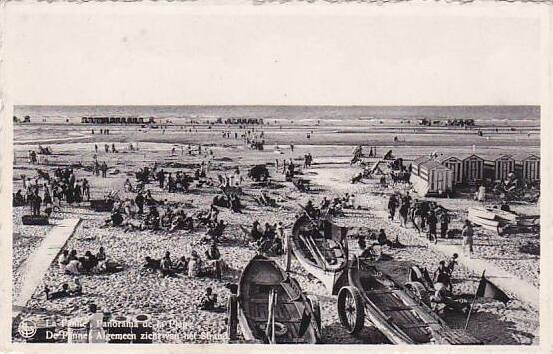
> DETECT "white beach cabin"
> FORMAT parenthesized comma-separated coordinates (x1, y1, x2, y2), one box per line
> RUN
(462, 154, 485, 185)
(439, 155, 463, 185)
(410, 159, 453, 197)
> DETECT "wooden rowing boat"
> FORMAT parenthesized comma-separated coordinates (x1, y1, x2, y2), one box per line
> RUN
(337, 256, 481, 344)
(228, 255, 321, 344)
(291, 214, 349, 295)
(469, 206, 519, 222)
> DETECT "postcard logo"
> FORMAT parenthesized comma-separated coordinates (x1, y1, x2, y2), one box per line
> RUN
(18, 319, 37, 339)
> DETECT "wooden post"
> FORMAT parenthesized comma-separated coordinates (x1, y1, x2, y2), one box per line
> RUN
(464, 270, 485, 330)
(227, 294, 238, 341)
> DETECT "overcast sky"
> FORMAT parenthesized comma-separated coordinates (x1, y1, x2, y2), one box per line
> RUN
(2, 3, 544, 106)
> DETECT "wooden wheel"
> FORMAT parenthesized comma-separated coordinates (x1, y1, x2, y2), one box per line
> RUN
(337, 286, 365, 335)
(227, 294, 238, 341)
(405, 281, 430, 306)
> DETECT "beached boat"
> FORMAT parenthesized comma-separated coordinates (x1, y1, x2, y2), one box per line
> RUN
(227, 255, 322, 344)
(337, 256, 481, 344)
(291, 214, 349, 295)
(469, 206, 519, 222)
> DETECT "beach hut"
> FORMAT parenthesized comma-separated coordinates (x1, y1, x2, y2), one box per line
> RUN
(462, 154, 485, 185)
(515, 154, 540, 182)
(409, 159, 453, 197)
(439, 155, 463, 185)
(411, 155, 433, 176)
(492, 155, 516, 181)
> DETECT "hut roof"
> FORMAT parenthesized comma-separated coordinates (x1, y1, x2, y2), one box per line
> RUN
(438, 154, 464, 163)
(420, 160, 451, 170)
(413, 155, 433, 165)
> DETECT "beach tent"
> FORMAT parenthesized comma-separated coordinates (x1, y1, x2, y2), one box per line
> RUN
(462, 154, 485, 185)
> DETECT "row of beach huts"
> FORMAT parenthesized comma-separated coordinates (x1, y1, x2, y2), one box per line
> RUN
(409, 153, 540, 196)
(81, 117, 157, 124)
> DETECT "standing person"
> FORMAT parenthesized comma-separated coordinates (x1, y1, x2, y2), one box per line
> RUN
(461, 220, 474, 258)
(439, 210, 450, 239)
(87, 304, 106, 343)
(82, 178, 90, 201)
(427, 211, 438, 244)
(135, 192, 145, 215)
(446, 253, 459, 275)
(94, 144, 98, 153)
(388, 194, 398, 220)
(157, 169, 165, 188)
(94, 160, 100, 177)
(101, 162, 108, 178)
(399, 201, 409, 228)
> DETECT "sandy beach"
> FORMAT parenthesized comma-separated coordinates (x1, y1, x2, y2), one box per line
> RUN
(11, 115, 540, 345)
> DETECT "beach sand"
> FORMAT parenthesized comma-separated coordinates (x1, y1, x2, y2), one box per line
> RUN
(11, 122, 539, 344)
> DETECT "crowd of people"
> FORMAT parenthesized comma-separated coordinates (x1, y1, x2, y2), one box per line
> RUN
(142, 245, 225, 280)
(14, 167, 91, 218)
(387, 192, 453, 244)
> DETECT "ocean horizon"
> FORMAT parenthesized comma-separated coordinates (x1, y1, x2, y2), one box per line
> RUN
(14, 105, 540, 125)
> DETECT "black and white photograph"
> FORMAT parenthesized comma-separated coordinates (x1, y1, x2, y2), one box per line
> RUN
(0, 3, 550, 350)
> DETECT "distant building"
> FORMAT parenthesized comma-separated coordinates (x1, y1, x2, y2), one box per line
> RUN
(222, 118, 264, 125)
(81, 116, 154, 124)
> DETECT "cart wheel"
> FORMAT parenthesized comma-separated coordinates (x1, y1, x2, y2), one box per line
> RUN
(405, 282, 430, 306)
(306, 295, 321, 332)
(227, 294, 238, 341)
(337, 286, 365, 335)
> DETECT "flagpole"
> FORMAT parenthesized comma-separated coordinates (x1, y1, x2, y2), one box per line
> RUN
(465, 270, 485, 330)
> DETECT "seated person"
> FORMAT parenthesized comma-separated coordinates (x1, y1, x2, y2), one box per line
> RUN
(250, 221, 262, 242)
(103, 210, 124, 228)
(268, 236, 284, 256)
(160, 252, 174, 277)
(430, 282, 469, 314)
(124, 178, 134, 192)
(174, 256, 188, 272)
(58, 250, 70, 273)
(143, 256, 161, 273)
(13, 190, 26, 206)
(44, 283, 71, 300)
(81, 251, 99, 273)
(71, 278, 83, 296)
(205, 220, 226, 242)
(205, 243, 223, 279)
(65, 258, 83, 275)
(187, 251, 204, 277)
(359, 244, 377, 259)
(377, 229, 388, 247)
(197, 287, 217, 310)
(144, 206, 160, 230)
(96, 247, 106, 261)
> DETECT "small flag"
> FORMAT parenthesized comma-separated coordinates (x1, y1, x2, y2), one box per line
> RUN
(475, 274, 510, 303)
